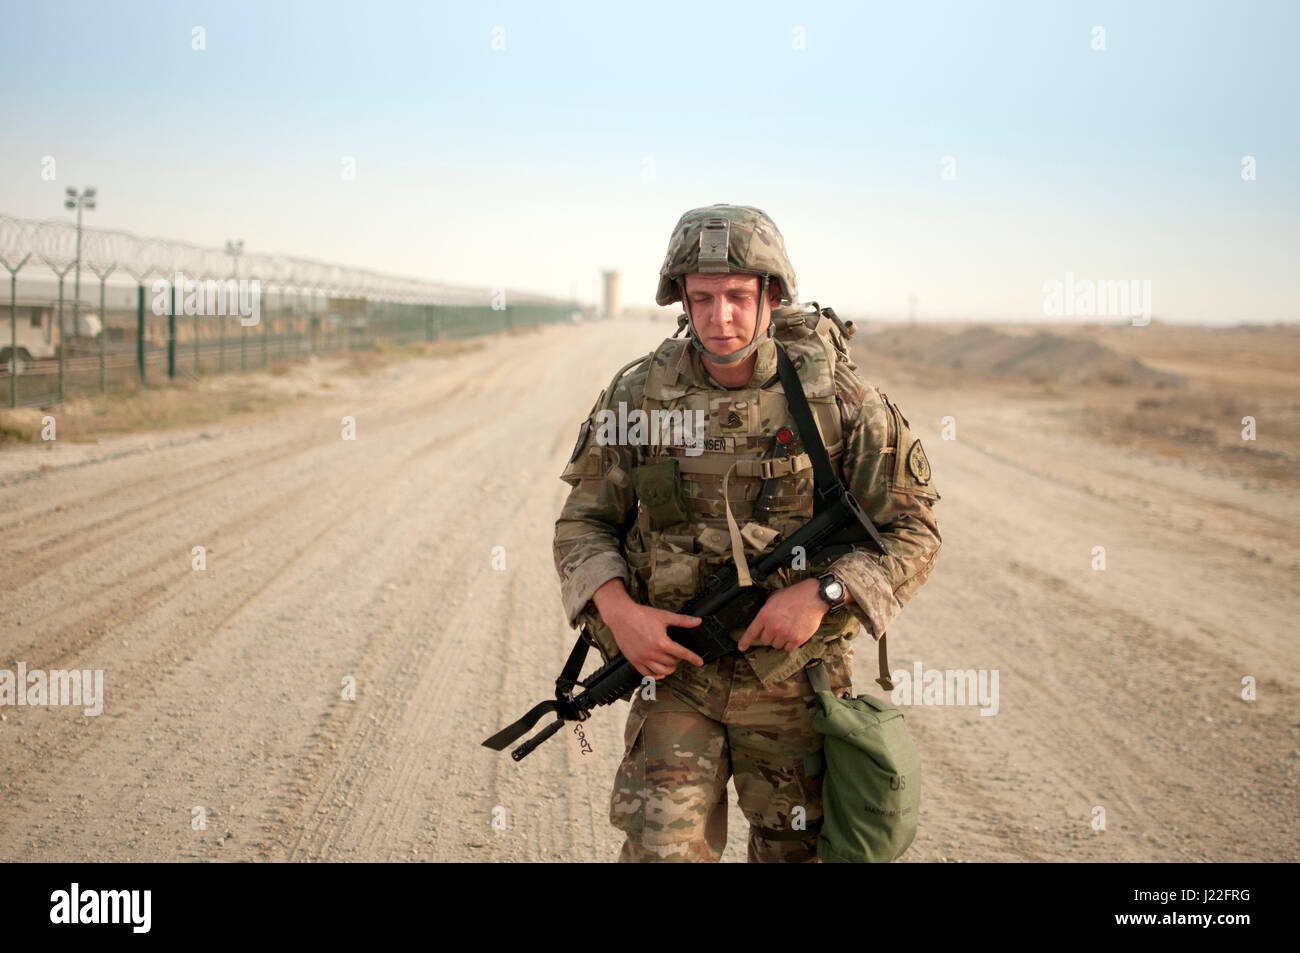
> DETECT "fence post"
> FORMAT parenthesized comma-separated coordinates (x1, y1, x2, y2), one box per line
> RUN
(7, 273, 13, 408)
(97, 273, 109, 392)
(8, 268, 18, 408)
(137, 283, 146, 387)
(168, 285, 176, 379)
(301, 289, 310, 357)
(57, 276, 65, 402)
(8, 260, 31, 407)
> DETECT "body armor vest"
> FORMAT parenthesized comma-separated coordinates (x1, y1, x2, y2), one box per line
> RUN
(620, 320, 861, 686)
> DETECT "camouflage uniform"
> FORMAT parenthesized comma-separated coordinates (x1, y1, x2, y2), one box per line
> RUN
(552, 206, 942, 862)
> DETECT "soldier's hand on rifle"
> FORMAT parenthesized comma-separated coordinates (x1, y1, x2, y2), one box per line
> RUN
(593, 579, 706, 679)
(737, 578, 827, 653)
(613, 604, 706, 680)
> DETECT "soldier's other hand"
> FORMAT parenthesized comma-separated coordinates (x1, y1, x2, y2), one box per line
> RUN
(608, 604, 705, 680)
(737, 578, 826, 653)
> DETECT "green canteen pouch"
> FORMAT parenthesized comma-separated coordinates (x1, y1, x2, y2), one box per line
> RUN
(632, 459, 693, 529)
(806, 660, 921, 863)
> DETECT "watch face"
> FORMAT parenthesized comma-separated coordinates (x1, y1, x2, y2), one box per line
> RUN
(822, 579, 845, 601)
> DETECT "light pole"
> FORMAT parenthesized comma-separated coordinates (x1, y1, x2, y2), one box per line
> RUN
(65, 187, 96, 347)
(224, 239, 243, 373)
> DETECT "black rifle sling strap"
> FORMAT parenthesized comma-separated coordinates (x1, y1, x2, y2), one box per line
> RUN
(557, 634, 590, 696)
(483, 633, 591, 750)
(774, 343, 841, 510)
(775, 341, 895, 692)
(774, 342, 888, 553)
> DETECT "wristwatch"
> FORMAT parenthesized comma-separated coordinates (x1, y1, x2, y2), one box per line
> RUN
(816, 572, 847, 615)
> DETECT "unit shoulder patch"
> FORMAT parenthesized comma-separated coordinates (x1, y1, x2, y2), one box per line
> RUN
(907, 439, 931, 485)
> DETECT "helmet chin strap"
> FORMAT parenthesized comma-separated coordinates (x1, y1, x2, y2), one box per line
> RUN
(679, 275, 772, 366)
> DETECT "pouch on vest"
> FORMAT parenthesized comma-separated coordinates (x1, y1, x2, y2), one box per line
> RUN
(646, 541, 703, 610)
(805, 659, 921, 863)
(632, 459, 693, 530)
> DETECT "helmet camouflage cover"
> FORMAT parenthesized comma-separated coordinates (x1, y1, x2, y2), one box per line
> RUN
(655, 204, 798, 307)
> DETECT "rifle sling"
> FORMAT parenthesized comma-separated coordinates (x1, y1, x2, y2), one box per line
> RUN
(481, 698, 563, 751)
(775, 341, 889, 554)
(482, 635, 592, 750)
(774, 342, 841, 511)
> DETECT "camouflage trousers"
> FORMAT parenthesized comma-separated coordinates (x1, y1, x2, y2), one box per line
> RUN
(610, 641, 854, 863)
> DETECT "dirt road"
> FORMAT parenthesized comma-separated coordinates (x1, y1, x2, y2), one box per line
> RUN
(1, 318, 1295, 862)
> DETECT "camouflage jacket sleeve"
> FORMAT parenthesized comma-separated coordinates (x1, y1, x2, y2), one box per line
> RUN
(827, 360, 942, 641)
(552, 357, 648, 627)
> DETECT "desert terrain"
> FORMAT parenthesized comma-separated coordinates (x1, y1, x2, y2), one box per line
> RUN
(0, 317, 1296, 862)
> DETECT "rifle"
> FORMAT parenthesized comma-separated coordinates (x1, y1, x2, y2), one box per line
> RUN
(482, 342, 889, 761)
(482, 486, 888, 760)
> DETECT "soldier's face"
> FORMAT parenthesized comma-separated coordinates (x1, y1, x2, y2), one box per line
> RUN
(683, 273, 780, 356)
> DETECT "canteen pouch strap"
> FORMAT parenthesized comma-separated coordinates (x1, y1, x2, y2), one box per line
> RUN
(807, 638, 892, 692)
(806, 658, 833, 693)
(875, 634, 894, 691)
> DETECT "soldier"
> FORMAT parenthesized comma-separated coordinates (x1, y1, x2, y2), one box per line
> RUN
(553, 204, 941, 862)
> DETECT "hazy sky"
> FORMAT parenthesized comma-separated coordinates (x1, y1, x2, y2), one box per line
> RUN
(1, 0, 1296, 323)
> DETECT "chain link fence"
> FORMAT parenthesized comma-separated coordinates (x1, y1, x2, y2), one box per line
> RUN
(0, 213, 581, 407)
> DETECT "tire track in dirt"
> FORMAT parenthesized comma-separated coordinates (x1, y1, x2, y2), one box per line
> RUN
(0, 419, 480, 826)
(861, 377, 1298, 863)
(273, 331, 631, 862)
(1, 410, 469, 667)
(954, 431, 1294, 565)
(0, 330, 558, 859)
(0, 356, 516, 659)
(0, 392, 489, 848)
(274, 418, 539, 860)
(0, 379, 477, 589)
(1002, 557, 1295, 860)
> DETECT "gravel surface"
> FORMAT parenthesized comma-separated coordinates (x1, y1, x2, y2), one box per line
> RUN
(1, 318, 1295, 862)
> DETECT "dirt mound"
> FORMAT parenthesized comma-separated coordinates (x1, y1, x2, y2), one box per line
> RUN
(860, 326, 1184, 387)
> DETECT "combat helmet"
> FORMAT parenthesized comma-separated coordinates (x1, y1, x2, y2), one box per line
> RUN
(656, 204, 798, 365)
